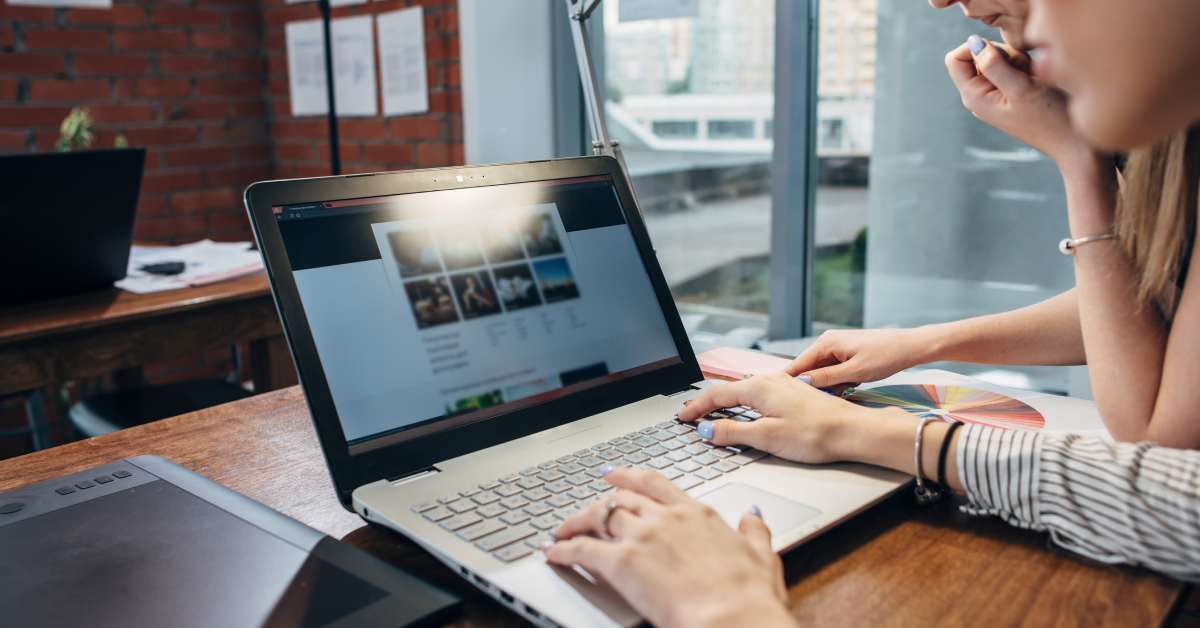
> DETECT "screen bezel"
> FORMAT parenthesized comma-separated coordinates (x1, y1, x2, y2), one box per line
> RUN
(244, 156, 703, 508)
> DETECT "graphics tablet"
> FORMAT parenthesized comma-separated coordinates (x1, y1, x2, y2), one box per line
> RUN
(0, 456, 459, 628)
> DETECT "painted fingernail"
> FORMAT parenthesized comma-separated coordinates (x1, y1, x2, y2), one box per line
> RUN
(600, 464, 615, 476)
(968, 34, 985, 55)
(750, 504, 763, 519)
(697, 420, 714, 440)
(797, 374, 813, 385)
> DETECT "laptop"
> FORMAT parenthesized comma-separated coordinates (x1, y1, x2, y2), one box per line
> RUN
(0, 148, 145, 306)
(244, 156, 907, 627)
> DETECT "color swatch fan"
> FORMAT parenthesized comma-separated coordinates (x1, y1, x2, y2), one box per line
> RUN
(846, 384, 1045, 431)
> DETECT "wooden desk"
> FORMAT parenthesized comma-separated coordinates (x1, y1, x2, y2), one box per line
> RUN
(0, 273, 293, 448)
(0, 387, 1187, 627)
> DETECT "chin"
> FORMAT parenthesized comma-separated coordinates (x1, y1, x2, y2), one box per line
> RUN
(1069, 100, 1152, 152)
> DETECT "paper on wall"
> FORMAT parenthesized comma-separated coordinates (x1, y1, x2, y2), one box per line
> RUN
(285, 16, 378, 117)
(619, 0, 698, 22)
(377, 6, 430, 116)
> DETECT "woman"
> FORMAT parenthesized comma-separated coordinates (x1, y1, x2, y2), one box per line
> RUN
(791, 0, 1200, 449)
(543, 1, 1200, 625)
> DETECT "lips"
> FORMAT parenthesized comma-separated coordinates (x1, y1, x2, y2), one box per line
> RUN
(981, 14, 1002, 27)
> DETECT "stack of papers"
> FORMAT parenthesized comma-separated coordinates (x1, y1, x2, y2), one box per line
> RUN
(116, 240, 265, 294)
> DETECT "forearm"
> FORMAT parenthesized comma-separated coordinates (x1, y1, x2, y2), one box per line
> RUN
(1062, 156, 1170, 442)
(915, 289, 1085, 366)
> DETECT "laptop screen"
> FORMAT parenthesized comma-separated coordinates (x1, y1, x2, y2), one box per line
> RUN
(273, 175, 682, 453)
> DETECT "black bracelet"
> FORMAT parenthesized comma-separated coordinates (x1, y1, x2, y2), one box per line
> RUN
(937, 421, 964, 487)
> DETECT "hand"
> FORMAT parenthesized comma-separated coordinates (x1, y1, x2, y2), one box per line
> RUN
(544, 468, 796, 628)
(785, 328, 932, 388)
(677, 373, 876, 464)
(947, 36, 1099, 167)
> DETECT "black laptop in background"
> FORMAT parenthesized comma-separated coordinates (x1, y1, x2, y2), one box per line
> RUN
(0, 149, 145, 306)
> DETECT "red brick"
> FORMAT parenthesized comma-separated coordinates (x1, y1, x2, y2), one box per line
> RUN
(340, 118, 388, 140)
(29, 79, 111, 101)
(361, 143, 412, 165)
(141, 170, 205, 195)
(191, 30, 254, 50)
(153, 6, 223, 27)
(274, 142, 314, 162)
(123, 126, 199, 146)
(390, 117, 443, 140)
(88, 103, 159, 123)
(176, 102, 230, 120)
(449, 143, 464, 165)
(195, 78, 258, 98)
(0, 79, 17, 102)
(25, 29, 110, 50)
(165, 146, 234, 167)
(197, 120, 267, 143)
(227, 57, 263, 76)
(0, 53, 65, 74)
(445, 62, 460, 87)
(230, 101, 267, 118)
(205, 164, 270, 188)
(67, 5, 145, 27)
(169, 187, 238, 213)
(136, 194, 171, 218)
(0, 129, 28, 151)
(274, 118, 328, 139)
(415, 141, 451, 167)
(160, 54, 224, 74)
(113, 30, 187, 50)
(126, 78, 192, 99)
(133, 217, 179, 242)
(74, 53, 151, 76)
(0, 5, 56, 22)
(227, 9, 260, 30)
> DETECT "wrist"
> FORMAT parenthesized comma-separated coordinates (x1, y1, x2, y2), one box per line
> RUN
(841, 407, 918, 470)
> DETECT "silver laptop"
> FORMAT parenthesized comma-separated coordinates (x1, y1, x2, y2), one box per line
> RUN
(244, 157, 907, 627)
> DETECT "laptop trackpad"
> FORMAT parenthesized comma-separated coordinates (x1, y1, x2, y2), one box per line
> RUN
(697, 483, 822, 537)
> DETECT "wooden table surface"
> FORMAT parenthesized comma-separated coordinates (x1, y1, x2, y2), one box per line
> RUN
(0, 273, 291, 399)
(0, 387, 1186, 627)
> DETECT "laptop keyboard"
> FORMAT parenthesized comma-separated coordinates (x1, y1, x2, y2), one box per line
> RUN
(410, 407, 769, 563)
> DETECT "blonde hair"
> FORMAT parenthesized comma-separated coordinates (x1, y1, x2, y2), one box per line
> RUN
(1115, 126, 1200, 319)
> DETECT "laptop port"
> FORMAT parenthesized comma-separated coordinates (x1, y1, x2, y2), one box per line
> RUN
(500, 590, 514, 604)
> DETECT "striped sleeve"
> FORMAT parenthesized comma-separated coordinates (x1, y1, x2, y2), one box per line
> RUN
(956, 424, 1200, 582)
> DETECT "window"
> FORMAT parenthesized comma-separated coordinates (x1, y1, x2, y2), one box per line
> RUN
(707, 119, 756, 140)
(603, 0, 775, 342)
(810, 0, 1079, 393)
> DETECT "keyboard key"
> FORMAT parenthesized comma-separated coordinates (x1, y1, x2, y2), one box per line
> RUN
(707, 411, 731, 420)
(623, 452, 651, 465)
(742, 410, 763, 420)
(567, 487, 594, 501)
(524, 502, 553, 516)
(710, 448, 735, 459)
(591, 443, 612, 451)
(587, 479, 613, 493)
(576, 455, 604, 468)
(655, 420, 675, 429)
(675, 460, 701, 473)
(640, 426, 658, 435)
(694, 453, 719, 466)
(652, 431, 677, 442)
(713, 461, 739, 473)
(546, 494, 573, 508)
(644, 444, 668, 457)
(500, 474, 521, 483)
(668, 424, 692, 435)
(537, 470, 565, 482)
(695, 467, 722, 481)
(727, 406, 749, 414)
(525, 533, 554, 549)
(495, 484, 522, 498)
(477, 503, 506, 518)
(586, 467, 609, 478)
(494, 543, 534, 562)
(673, 475, 703, 491)
(447, 499, 476, 514)
(459, 487, 481, 498)
(648, 457, 674, 470)
(94, 476, 113, 484)
(615, 443, 639, 454)
(660, 468, 684, 481)
(422, 506, 453, 522)
(556, 455, 577, 464)
(472, 491, 501, 505)
(438, 495, 458, 504)
(55, 486, 76, 495)
(735, 448, 769, 461)
(524, 487, 552, 501)
(411, 501, 438, 513)
(558, 462, 584, 475)
(678, 433, 703, 444)
(599, 449, 625, 461)
(666, 450, 689, 462)
(661, 439, 686, 451)
(545, 480, 572, 494)
(478, 524, 537, 552)
(728, 454, 756, 465)
(458, 519, 506, 541)
(684, 444, 710, 455)
(607, 437, 627, 446)
(563, 473, 589, 486)
(499, 496, 529, 510)
(500, 511, 530, 526)
(530, 515, 559, 530)
(538, 461, 558, 470)
(520, 466, 541, 476)
(440, 512, 483, 531)
(480, 481, 501, 491)
(632, 436, 657, 448)
(516, 476, 544, 490)
(112, 470, 132, 479)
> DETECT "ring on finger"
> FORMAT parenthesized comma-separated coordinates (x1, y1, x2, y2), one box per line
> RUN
(602, 499, 630, 540)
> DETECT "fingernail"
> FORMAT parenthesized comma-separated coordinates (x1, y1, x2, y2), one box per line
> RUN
(682, 399, 691, 406)
(968, 34, 985, 55)
(539, 540, 554, 551)
(600, 464, 615, 476)
(750, 504, 763, 519)
(697, 420, 714, 440)
(797, 374, 813, 385)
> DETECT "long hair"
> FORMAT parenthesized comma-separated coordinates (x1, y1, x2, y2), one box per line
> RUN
(1115, 126, 1200, 319)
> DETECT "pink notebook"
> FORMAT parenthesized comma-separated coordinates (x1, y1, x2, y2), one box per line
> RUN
(697, 347, 792, 381)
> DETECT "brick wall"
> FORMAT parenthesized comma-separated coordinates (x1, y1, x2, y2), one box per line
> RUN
(0, 0, 463, 458)
(260, 0, 462, 177)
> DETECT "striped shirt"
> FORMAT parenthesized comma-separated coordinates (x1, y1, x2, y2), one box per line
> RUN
(956, 424, 1200, 582)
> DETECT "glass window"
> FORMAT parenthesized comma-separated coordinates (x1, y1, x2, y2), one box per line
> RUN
(603, 0, 775, 342)
(811, 0, 1077, 392)
(707, 119, 756, 140)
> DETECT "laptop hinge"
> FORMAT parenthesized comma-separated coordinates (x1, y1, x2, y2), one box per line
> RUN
(389, 467, 440, 486)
